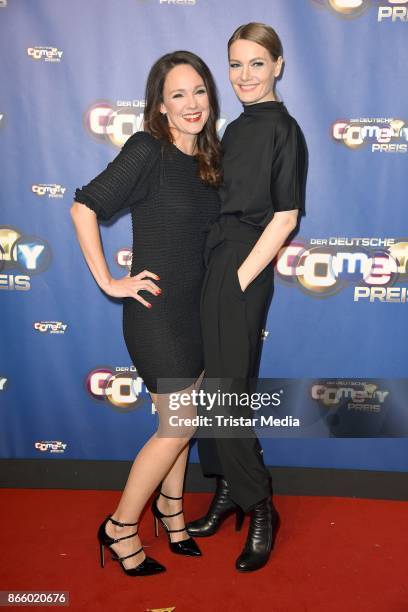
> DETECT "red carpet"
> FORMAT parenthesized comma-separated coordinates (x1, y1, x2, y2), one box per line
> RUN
(0, 489, 407, 611)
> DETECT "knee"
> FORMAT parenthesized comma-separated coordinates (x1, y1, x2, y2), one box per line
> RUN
(180, 424, 198, 443)
(158, 408, 198, 442)
(161, 435, 193, 452)
(156, 426, 197, 450)
(174, 423, 198, 446)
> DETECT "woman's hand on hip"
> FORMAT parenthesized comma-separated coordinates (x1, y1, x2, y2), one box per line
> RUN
(103, 269, 161, 308)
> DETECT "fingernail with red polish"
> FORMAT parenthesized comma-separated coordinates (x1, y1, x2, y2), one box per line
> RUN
(147, 303, 152, 309)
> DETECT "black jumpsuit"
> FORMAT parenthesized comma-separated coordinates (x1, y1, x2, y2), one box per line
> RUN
(74, 131, 220, 393)
(197, 100, 307, 512)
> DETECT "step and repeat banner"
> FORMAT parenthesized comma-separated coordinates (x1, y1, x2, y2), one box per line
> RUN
(1, 0, 407, 472)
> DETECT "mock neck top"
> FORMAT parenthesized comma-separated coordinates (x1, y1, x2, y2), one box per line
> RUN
(218, 100, 307, 228)
(242, 100, 285, 115)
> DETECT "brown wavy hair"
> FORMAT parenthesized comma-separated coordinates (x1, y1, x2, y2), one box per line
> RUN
(227, 22, 283, 62)
(143, 50, 222, 188)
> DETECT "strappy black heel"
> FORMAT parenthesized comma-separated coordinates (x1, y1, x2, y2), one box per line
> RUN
(97, 514, 166, 576)
(151, 491, 202, 557)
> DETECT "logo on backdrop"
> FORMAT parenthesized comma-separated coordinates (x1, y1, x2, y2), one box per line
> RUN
(85, 100, 145, 147)
(159, 0, 196, 4)
(277, 237, 408, 302)
(0, 112, 4, 127)
(84, 100, 227, 147)
(32, 184, 66, 198)
(0, 1, 7, 7)
(26, 46, 63, 62)
(310, 0, 408, 21)
(332, 118, 407, 153)
(35, 441, 67, 453)
(86, 366, 148, 413)
(0, 226, 52, 291)
(116, 248, 132, 271)
(136, 0, 196, 5)
(33, 321, 68, 334)
(311, 380, 389, 413)
(0, 377, 7, 391)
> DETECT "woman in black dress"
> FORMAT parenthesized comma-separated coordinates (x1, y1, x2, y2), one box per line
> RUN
(187, 23, 307, 572)
(71, 51, 220, 576)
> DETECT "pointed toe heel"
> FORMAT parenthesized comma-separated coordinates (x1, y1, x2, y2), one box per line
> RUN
(170, 537, 202, 557)
(97, 514, 166, 576)
(151, 491, 202, 557)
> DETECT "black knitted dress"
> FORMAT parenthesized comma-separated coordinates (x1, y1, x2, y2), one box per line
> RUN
(74, 131, 220, 393)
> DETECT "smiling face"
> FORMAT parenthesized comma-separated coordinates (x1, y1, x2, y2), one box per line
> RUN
(160, 63, 210, 139)
(228, 39, 283, 105)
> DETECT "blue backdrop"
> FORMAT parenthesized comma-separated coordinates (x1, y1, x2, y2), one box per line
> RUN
(1, 0, 407, 473)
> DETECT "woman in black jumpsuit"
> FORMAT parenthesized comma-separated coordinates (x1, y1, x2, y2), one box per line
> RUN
(71, 51, 220, 577)
(187, 23, 307, 572)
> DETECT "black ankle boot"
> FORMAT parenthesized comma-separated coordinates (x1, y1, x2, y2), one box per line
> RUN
(186, 477, 245, 537)
(235, 497, 280, 572)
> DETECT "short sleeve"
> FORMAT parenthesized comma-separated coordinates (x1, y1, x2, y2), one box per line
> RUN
(74, 131, 161, 221)
(270, 119, 307, 214)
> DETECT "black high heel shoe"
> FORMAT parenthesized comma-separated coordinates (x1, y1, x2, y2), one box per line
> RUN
(235, 498, 280, 572)
(97, 514, 166, 576)
(151, 491, 202, 557)
(186, 477, 245, 537)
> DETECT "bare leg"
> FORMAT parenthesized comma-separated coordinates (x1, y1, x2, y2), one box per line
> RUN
(104, 375, 202, 568)
(156, 370, 205, 542)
